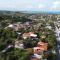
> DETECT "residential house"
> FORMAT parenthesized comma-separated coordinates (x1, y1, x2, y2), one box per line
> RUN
(40, 35, 46, 39)
(46, 25, 52, 30)
(30, 55, 40, 60)
(33, 47, 43, 59)
(15, 40, 24, 49)
(37, 42, 48, 51)
(33, 41, 48, 60)
(22, 32, 37, 39)
(5, 23, 25, 31)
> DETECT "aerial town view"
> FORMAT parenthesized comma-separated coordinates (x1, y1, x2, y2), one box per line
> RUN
(0, 0, 60, 60)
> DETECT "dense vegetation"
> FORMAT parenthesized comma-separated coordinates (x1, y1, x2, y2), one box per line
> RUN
(0, 13, 58, 60)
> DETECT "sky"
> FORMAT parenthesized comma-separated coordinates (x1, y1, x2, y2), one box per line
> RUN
(0, 0, 60, 11)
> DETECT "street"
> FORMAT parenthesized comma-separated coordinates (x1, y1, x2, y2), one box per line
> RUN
(55, 28, 60, 60)
(56, 40, 60, 60)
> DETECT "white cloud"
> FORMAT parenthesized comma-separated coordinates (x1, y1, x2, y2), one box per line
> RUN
(38, 4, 46, 10)
(39, 4, 44, 8)
(53, 1, 60, 5)
(53, 1, 60, 8)
(49, 1, 60, 11)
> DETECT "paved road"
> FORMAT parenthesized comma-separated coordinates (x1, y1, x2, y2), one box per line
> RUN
(55, 30, 60, 60)
(56, 40, 60, 60)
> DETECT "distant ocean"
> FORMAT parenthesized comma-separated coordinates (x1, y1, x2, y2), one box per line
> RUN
(0, 10, 60, 14)
(22, 11, 60, 14)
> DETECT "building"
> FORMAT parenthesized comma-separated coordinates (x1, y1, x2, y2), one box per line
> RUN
(33, 47, 43, 59)
(15, 40, 24, 49)
(23, 32, 37, 39)
(37, 42, 48, 51)
(30, 55, 40, 60)
(33, 41, 48, 60)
